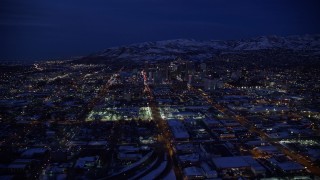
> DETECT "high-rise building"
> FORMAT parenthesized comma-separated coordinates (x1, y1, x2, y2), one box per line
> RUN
(204, 77, 223, 91)
(154, 71, 162, 85)
(188, 75, 192, 84)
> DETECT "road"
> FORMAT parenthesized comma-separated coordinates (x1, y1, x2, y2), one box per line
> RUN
(142, 70, 183, 180)
(190, 86, 320, 176)
(83, 65, 123, 120)
(86, 66, 124, 113)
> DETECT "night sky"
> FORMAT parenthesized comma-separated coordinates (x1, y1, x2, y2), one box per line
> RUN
(1, 0, 320, 61)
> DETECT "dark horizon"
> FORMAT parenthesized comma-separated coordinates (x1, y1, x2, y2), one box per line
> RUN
(1, 0, 320, 61)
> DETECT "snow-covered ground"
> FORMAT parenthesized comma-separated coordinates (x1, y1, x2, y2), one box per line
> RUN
(163, 168, 176, 180)
(80, 34, 320, 63)
(141, 161, 167, 180)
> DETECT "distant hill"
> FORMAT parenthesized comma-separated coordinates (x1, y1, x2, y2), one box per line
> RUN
(74, 34, 320, 64)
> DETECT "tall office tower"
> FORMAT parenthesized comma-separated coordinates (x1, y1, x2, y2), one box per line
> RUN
(200, 63, 207, 72)
(200, 63, 207, 79)
(203, 77, 222, 91)
(154, 71, 162, 85)
(188, 75, 192, 84)
(186, 61, 195, 74)
(163, 66, 169, 81)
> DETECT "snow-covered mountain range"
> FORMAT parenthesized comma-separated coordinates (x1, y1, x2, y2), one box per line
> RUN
(79, 34, 320, 63)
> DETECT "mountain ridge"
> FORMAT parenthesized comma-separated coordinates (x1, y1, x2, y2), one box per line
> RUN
(77, 34, 320, 63)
